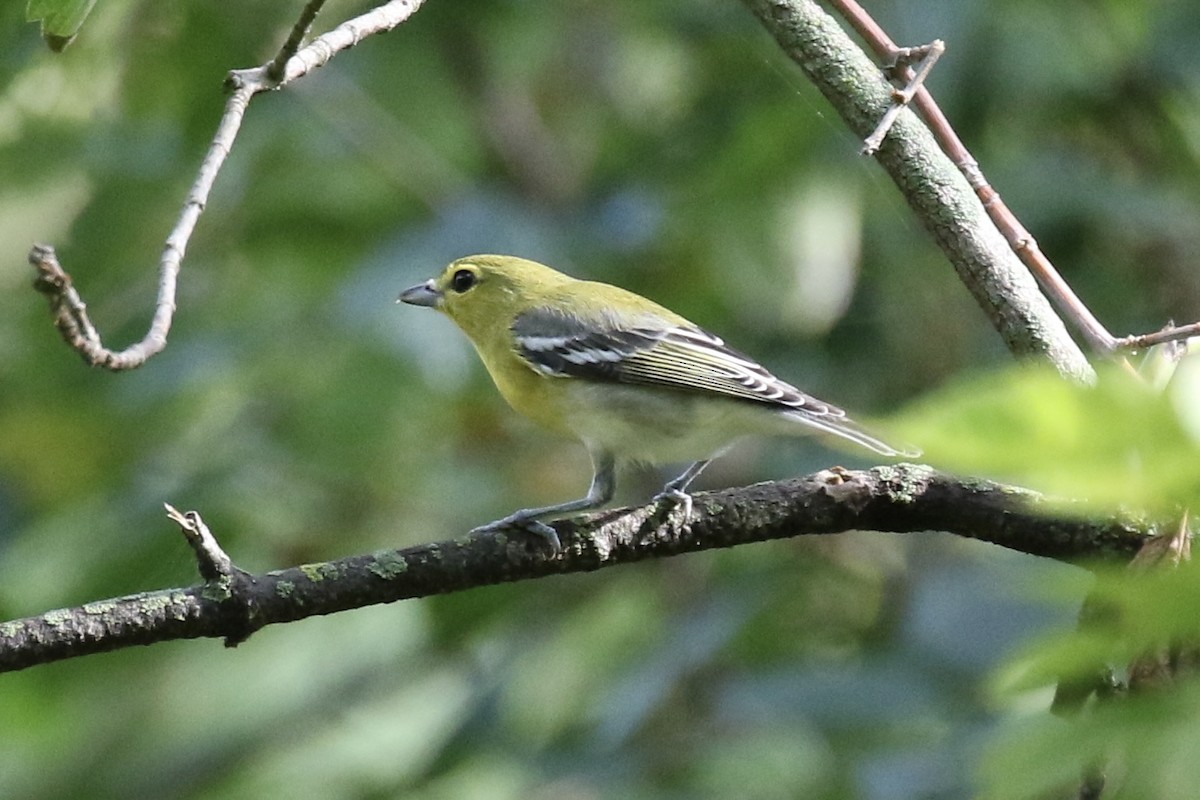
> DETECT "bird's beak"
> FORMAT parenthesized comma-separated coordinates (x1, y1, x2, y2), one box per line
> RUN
(397, 279, 442, 308)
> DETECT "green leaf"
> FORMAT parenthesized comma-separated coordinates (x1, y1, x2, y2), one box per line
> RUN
(994, 556, 1200, 699)
(982, 678, 1200, 799)
(892, 362, 1200, 514)
(25, 0, 98, 52)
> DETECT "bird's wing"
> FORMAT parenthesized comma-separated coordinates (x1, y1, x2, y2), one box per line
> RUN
(511, 306, 841, 416)
(512, 306, 916, 457)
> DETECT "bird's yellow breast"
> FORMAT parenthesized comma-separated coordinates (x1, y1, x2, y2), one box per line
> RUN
(471, 339, 575, 437)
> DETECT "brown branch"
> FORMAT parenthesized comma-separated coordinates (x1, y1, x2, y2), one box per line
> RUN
(827, 0, 1199, 357)
(740, 0, 1093, 382)
(861, 39, 944, 156)
(1116, 322, 1200, 352)
(0, 465, 1151, 673)
(29, 0, 428, 370)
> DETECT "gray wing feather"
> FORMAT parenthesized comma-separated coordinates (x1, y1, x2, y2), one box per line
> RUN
(511, 307, 915, 457)
(512, 307, 838, 415)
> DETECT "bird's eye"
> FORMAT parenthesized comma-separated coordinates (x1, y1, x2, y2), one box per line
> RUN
(451, 269, 477, 293)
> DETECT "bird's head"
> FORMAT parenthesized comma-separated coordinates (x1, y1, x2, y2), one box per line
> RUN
(398, 254, 572, 342)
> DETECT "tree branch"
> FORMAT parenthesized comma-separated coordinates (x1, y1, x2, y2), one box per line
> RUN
(266, 0, 328, 83)
(29, 0, 428, 370)
(827, 0, 1200, 360)
(0, 465, 1150, 673)
(739, 0, 1094, 382)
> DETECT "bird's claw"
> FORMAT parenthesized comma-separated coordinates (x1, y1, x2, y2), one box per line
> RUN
(471, 516, 562, 553)
(652, 487, 694, 525)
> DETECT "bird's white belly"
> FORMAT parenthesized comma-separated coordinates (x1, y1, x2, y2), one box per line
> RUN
(563, 382, 763, 465)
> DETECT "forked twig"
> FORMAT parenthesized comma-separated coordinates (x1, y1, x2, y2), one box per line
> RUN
(29, 0, 427, 370)
(862, 40, 943, 155)
(267, 0, 328, 83)
(829, 0, 1199, 357)
(164, 503, 259, 646)
(164, 503, 239, 582)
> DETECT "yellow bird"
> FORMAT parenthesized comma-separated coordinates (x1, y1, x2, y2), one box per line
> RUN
(400, 255, 916, 550)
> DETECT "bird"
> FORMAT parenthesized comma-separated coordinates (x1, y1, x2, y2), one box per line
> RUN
(399, 254, 917, 551)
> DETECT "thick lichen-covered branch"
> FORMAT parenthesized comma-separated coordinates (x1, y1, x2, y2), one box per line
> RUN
(739, 0, 1094, 382)
(0, 465, 1148, 673)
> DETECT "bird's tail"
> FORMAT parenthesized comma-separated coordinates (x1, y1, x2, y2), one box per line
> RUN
(780, 409, 921, 459)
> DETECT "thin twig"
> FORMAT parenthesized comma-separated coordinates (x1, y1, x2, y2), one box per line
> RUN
(828, 0, 1199, 357)
(164, 503, 238, 581)
(742, 0, 1093, 381)
(266, 0, 328, 83)
(29, 245, 103, 358)
(862, 40, 943, 155)
(29, 0, 428, 370)
(280, 0, 427, 82)
(1118, 322, 1200, 352)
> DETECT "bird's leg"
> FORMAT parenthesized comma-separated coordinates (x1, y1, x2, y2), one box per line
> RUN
(652, 460, 711, 523)
(471, 453, 616, 552)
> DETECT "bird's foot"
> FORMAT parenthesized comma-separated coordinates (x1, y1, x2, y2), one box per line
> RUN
(652, 486, 694, 526)
(471, 514, 561, 553)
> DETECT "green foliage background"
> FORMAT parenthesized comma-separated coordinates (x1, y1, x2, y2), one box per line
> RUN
(2, 1, 1199, 797)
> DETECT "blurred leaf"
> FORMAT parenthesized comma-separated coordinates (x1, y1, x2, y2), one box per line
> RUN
(983, 678, 1200, 800)
(692, 725, 834, 799)
(894, 363, 1200, 513)
(25, 0, 97, 51)
(995, 553, 1200, 694)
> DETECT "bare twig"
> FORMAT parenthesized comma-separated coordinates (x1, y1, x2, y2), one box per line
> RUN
(30, 0, 428, 370)
(1117, 322, 1200, 353)
(741, 0, 1093, 381)
(266, 0, 328, 83)
(0, 465, 1152, 673)
(29, 245, 103, 358)
(828, 0, 1200, 357)
(163, 503, 259, 645)
(862, 40, 943, 156)
(164, 503, 238, 581)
